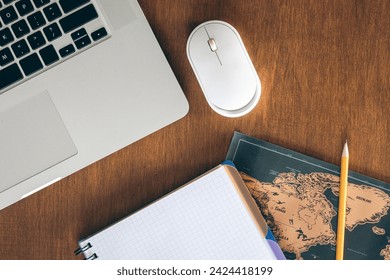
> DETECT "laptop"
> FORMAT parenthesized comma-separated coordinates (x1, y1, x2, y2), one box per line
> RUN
(0, 0, 189, 210)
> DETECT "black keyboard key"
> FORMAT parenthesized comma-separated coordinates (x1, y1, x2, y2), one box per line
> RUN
(59, 44, 75, 58)
(74, 34, 91, 49)
(27, 11, 46, 30)
(0, 47, 14, 66)
(59, 0, 89, 13)
(71, 28, 87, 41)
(39, 44, 58, 65)
(32, 0, 49, 8)
(3, 0, 15, 4)
(91, 27, 107, 41)
(11, 19, 30, 38)
(59, 4, 98, 33)
(43, 3, 62, 21)
(0, 5, 18, 25)
(0, 27, 14, 46)
(15, 0, 34, 16)
(27, 30, 45, 49)
(19, 53, 43, 76)
(0, 63, 23, 91)
(11, 39, 30, 57)
(43, 22, 62, 42)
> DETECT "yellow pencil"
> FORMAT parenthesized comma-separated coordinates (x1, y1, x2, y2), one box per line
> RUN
(336, 141, 349, 260)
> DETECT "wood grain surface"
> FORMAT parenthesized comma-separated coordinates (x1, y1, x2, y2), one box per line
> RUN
(0, 0, 389, 259)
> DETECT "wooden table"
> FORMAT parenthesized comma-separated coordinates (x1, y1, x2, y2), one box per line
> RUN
(1, 0, 389, 259)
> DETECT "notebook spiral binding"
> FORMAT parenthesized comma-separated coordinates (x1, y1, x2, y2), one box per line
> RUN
(74, 242, 98, 260)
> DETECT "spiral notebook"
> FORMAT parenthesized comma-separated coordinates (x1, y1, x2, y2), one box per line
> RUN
(74, 162, 285, 260)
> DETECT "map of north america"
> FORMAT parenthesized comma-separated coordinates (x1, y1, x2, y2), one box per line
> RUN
(241, 172, 390, 259)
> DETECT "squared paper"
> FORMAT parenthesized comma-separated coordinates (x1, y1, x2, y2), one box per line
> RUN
(79, 166, 276, 260)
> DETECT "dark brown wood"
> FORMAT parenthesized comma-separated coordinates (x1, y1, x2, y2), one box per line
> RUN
(0, 0, 389, 259)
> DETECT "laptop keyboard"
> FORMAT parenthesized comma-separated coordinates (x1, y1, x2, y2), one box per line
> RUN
(0, 0, 109, 93)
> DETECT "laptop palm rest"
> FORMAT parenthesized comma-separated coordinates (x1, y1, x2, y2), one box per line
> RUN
(0, 91, 78, 193)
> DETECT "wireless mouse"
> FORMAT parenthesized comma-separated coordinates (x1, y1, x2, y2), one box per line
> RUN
(187, 20, 261, 117)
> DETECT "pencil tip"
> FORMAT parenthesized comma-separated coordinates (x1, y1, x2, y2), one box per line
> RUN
(343, 140, 349, 156)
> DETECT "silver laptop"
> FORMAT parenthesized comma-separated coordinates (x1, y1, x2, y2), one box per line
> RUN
(0, 0, 188, 210)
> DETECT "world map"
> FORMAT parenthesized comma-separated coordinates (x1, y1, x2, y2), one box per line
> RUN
(241, 172, 390, 260)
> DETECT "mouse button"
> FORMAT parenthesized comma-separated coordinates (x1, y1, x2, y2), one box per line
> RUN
(188, 27, 216, 68)
(188, 27, 221, 81)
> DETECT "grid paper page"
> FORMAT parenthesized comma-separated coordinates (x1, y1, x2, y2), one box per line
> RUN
(80, 166, 276, 259)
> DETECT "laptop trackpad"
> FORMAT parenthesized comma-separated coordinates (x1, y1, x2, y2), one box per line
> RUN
(0, 91, 78, 193)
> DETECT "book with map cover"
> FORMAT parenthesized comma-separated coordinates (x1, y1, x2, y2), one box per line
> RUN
(226, 132, 390, 260)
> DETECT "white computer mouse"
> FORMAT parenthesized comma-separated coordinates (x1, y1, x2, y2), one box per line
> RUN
(187, 20, 261, 117)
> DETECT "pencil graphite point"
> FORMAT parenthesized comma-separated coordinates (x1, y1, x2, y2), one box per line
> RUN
(342, 141, 349, 157)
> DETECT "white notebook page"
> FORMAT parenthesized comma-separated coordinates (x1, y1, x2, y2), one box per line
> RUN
(80, 166, 276, 259)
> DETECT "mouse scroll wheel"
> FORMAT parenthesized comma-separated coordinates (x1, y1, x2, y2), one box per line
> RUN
(207, 38, 218, 52)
